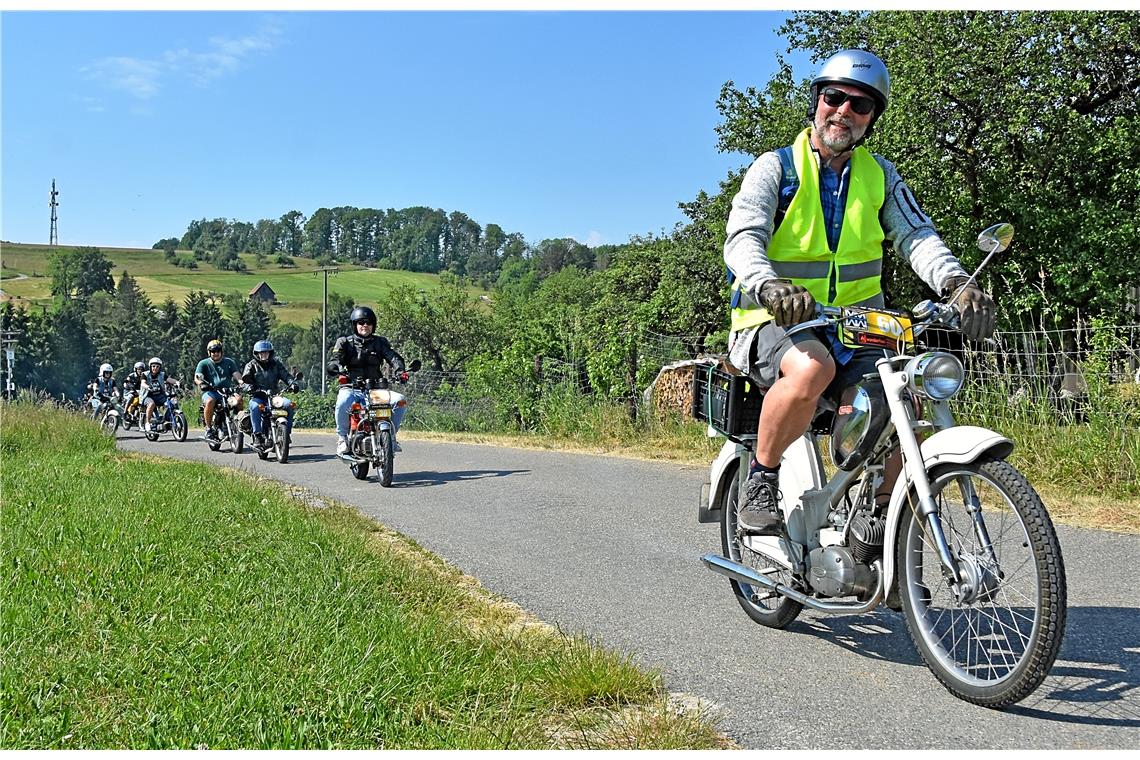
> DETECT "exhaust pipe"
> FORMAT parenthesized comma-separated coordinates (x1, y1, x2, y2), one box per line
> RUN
(701, 554, 884, 615)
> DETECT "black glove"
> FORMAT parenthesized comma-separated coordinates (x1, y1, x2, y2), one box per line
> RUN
(326, 361, 343, 376)
(943, 276, 996, 341)
(759, 280, 816, 327)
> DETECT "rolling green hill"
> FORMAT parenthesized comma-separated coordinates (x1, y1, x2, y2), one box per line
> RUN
(0, 242, 487, 325)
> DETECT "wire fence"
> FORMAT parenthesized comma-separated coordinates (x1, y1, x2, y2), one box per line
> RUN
(391, 321, 1140, 430)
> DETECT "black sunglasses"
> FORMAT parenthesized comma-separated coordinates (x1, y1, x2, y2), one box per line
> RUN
(353, 320, 374, 326)
(821, 86, 876, 115)
(208, 348, 222, 353)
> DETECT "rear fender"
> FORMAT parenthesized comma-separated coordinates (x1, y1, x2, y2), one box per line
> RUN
(700, 439, 742, 523)
(881, 425, 1013, 592)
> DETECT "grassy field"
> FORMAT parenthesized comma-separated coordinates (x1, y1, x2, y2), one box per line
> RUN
(0, 242, 487, 326)
(0, 403, 727, 749)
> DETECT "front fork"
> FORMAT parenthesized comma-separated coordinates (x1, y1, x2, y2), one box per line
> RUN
(879, 362, 1000, 590)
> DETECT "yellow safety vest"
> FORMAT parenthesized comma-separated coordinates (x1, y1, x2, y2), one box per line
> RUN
(731, 127, 886, 331)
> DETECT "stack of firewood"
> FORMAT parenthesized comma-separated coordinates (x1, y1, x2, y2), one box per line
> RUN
(643, 358, 727, 418)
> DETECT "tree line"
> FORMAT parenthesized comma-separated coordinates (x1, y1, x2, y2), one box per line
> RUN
(154, 207, 616, 290)
(7, 11, 1138, 421)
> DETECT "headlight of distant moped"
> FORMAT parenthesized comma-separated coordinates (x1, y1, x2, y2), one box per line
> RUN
(905, 352, 964, 400)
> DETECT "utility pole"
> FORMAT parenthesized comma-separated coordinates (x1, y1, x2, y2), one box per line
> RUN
(317, 266, 339, 395)
(49, 179, 59, 245)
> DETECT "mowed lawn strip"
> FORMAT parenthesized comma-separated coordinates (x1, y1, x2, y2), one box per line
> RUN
(0, 405, 725, 749)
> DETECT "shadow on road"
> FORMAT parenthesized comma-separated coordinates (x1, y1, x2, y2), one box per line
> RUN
(790, 605, 1139, 726)
(387, 469, 530, 488)
(284, 451, 338, 463)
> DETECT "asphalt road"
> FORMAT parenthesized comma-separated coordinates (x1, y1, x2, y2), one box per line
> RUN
(117, 428, 1140, 750)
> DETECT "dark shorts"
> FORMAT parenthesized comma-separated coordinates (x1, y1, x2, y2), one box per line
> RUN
(747, 321, 888, 402)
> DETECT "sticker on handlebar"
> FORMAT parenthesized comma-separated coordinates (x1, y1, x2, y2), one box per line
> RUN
(838, 309, 913, 349)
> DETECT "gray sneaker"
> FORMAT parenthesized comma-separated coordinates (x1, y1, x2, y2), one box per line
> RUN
(738, 471, 783, 536)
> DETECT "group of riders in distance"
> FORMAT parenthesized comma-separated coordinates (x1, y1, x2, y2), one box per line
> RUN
(84, 304, 412, 460)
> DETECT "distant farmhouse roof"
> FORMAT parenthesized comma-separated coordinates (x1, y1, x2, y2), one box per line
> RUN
(248, 281, 276, 303)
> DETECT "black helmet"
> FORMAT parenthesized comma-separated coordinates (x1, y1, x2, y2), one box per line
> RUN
(349, 306, 376, 327)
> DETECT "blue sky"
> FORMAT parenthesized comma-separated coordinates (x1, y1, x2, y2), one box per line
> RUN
(2, 10, 811, 250)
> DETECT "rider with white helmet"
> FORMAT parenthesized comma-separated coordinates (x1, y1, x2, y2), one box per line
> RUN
(88, 362, 119, 415)
(140, 357, 168, 432)
(723, 49, 997, 536)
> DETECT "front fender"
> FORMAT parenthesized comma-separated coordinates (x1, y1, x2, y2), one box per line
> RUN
(881, 425, 1014, 592)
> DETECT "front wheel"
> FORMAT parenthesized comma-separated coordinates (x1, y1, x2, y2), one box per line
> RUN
(720, 465, 802, 628)
(378, 429, 394, 487)
(100, 412, 120, 437)
(275, 420, 290, 464)
(172, 412, 187, 442)
(896, 455, 1066, 708)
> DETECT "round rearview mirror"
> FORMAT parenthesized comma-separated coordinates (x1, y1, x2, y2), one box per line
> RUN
(409, 359, 422, 372)
(977, 222, 1014, 254)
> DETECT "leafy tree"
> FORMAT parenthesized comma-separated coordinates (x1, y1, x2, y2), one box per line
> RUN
(279, 211, 306, 258)
(47, 246, 114, 300)
(376, 276, 492, 372)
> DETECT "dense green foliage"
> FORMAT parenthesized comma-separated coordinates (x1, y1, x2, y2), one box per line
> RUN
(714, 10, 1140, 322)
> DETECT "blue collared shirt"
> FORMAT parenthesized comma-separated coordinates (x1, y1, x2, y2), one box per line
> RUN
(819, 159, 850, 254)
(818, 158, 855, 364)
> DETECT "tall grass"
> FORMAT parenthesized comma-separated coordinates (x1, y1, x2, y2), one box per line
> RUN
(1, 403, 724, 748)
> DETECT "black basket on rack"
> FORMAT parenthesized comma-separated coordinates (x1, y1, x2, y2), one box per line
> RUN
(692, 365, 764, 436)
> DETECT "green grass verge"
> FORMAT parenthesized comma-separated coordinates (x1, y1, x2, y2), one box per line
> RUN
(0, 404, 726, 749)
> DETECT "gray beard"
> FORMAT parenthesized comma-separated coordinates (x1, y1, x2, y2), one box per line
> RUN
(814, 115, 865, 156)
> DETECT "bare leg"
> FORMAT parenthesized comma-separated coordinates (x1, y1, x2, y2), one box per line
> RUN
(203, 396, 217, 429)
(753, 341, 835, 468)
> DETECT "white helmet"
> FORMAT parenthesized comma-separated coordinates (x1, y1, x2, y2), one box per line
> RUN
(100, 363, 113, 374)
(148, 357, 163, 368)
(134, 361, 146, 372)
(809, 49, 890, 135)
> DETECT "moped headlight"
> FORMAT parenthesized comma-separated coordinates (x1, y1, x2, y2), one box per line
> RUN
(905, 352, 964, 400)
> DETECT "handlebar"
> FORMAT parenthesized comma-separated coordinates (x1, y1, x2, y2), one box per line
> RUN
(784, 300, 961, 341)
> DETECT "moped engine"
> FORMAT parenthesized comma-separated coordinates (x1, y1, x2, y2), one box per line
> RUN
(348, 431, 374, 459)
(807, 546, 878, 600)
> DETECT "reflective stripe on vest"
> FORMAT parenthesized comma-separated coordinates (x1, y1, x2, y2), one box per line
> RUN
(730, 127, 886, 332)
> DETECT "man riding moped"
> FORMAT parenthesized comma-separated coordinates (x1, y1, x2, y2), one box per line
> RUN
(723, 49, 996, 537)
(195, 339, 245, 443)
(241, 339, 299, 448)
(328, 306, 409, 456)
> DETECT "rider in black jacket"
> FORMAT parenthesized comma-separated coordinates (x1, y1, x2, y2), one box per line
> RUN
(328, 305, 408, 455)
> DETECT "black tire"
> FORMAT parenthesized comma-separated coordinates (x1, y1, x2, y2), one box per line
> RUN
(275, 420, 290, 464)
(350, 460, 370, 480)
(896, 455, 1066, 708)
(232, 429, 244, 454)
(145, 425, 159, 442)
(719, 464, 802, 628)
(172, 412, 188, 442)
(378, 429, 394, 487)
(99, 412, 120, 437)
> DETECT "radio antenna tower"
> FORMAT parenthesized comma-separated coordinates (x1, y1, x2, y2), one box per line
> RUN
(49, 179, 60, 245)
